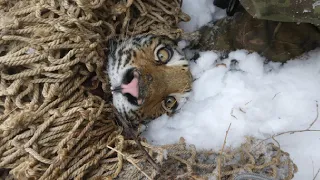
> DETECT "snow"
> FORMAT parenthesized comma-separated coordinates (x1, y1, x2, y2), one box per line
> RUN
(178, 0, 226, 32)
(142, 1, 320, 180)
(143, 49, 320, 179)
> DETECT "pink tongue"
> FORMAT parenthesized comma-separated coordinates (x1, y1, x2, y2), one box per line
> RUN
(121, 76, 139, 98)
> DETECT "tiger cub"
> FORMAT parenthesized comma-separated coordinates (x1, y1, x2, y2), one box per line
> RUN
(107, 34, 192, 123)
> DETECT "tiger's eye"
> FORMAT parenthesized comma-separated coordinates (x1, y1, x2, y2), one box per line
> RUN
(156, 47, 172, 63)
(164, 96, 178, 111)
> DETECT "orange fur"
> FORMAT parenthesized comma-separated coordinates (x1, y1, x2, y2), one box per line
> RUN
(131, 39, 192, 119)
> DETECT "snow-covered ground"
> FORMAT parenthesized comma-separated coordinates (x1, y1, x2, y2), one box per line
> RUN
(178, 0, 226, 32)
(143, 1, 320, 179)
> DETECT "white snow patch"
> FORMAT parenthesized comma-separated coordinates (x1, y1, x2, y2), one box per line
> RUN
(143, 49, 320, 179)
(313, 1, 320, 9)
(190, 51, 220, 79)
(179, 0, 226, 32)
(303, 9, 312, 13)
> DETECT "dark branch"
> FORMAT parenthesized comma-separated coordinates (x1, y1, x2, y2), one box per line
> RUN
(112, 106, 161, 173)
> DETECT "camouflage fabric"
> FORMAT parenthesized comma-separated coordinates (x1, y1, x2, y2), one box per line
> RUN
(240, 0, 320, 25)
(194, 10, 320, 62)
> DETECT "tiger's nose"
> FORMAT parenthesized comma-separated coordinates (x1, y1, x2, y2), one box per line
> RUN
(121, 71, 140, 98)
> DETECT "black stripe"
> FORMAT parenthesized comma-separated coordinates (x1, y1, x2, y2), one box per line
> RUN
(110, 51, 117, 67)
(132, 50, 137, 58)
(116, 48, 124, 72)
(130, 110, 140, 119)
(133, 36, 142, 42)
(117, 48, 124, 57)
(122, 105, 130, 120)
(132, 41, 141, 48)
(117, 50, 127, 71)
(122, 51, 132, 68)
(123, 111, 130, 121)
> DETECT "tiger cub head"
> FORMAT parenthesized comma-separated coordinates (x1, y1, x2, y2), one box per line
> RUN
(107, 35, 192, 123)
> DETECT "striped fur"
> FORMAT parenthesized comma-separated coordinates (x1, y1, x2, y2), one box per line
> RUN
(106, 35, 192, 124)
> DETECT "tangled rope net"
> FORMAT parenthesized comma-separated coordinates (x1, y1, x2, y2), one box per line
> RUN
(115, 137, 297, 180)
(0, 0, 297, 179)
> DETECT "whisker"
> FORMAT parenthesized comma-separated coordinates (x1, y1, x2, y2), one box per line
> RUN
(111, 87, 139, 92)
(111, 87, 122, 92)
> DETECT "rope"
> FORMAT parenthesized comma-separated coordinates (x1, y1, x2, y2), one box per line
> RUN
(116, 138, 297, 180)
(234, 173, 274, 180)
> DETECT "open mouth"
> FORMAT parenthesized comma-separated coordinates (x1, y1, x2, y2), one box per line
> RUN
(119, 68, 144, 106)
